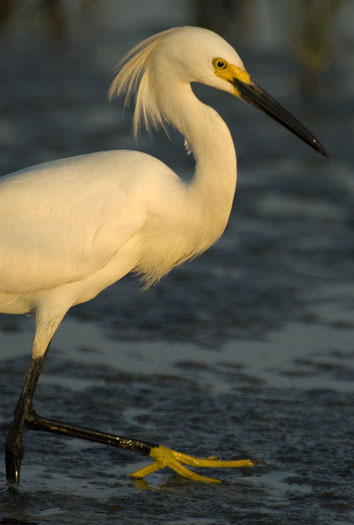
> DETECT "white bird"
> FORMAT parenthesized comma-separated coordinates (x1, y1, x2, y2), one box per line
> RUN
(3, 26, 329, 485)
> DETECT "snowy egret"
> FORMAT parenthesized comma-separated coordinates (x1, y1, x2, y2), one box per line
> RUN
(3, 26, 329, 485)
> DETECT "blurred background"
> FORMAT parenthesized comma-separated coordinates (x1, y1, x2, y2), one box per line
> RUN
(0, 2, 353, 524)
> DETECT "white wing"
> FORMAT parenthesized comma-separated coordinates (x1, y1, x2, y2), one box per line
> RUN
(0, 151, 161, 294)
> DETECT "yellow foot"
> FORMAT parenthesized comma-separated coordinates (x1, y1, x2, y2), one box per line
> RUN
(128, 445, 254, 483)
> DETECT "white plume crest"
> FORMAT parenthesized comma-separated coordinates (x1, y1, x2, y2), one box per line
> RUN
(108, 28, 177, 137)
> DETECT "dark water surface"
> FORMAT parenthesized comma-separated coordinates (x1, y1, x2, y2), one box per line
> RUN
(0, 2, 354, 524)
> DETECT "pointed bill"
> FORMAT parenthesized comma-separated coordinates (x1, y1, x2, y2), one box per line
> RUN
(232, 75, 331, 158)
(214, 60, 330, 158)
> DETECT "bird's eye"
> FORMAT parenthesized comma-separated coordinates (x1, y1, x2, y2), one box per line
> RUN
(213, 58, 227, 70)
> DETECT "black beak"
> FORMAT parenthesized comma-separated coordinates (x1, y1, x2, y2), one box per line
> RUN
(233, 77, 331, 159)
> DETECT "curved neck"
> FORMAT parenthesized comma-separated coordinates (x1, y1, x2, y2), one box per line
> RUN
(162, 83, 237, 224)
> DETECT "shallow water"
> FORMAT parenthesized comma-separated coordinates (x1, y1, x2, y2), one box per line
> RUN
(0, 2, 354, 524)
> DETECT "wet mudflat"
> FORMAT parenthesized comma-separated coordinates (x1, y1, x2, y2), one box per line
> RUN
(0, 2, 354, 524)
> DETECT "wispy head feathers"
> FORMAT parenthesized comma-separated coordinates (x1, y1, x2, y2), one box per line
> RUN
(108, 29, 176, 137)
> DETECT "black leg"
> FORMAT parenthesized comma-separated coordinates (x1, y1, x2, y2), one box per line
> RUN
(5, 308, 68, 483)
(5, 355, 46, 483)
(25, 408, 156, 456)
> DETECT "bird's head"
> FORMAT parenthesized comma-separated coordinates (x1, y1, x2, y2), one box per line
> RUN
(109, 26, 330, 158)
